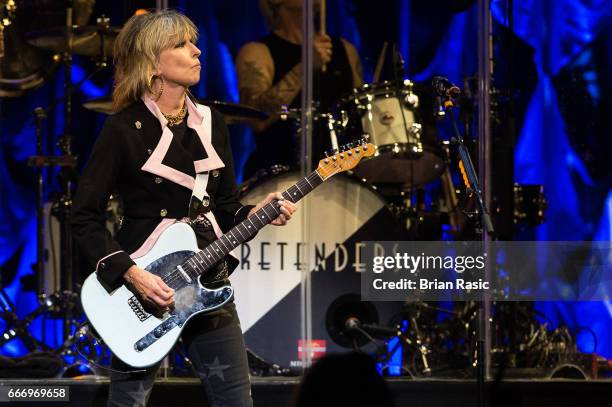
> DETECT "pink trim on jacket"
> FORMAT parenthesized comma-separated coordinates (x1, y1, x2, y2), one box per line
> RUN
(140, 96, 224, 190)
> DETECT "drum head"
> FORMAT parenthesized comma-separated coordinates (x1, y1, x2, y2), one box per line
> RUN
(232, 170, 407, 369)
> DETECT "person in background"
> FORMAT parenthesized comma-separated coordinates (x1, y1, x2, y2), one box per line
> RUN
(236, 0, 363, 180)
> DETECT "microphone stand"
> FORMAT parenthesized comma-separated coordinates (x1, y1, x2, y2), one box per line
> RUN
(442, 95, 494, 407)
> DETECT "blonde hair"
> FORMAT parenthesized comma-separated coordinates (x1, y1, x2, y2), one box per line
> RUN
(112, 10, 198, 111)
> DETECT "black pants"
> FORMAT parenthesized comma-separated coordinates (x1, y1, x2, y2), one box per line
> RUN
(107, 302, 253, 407)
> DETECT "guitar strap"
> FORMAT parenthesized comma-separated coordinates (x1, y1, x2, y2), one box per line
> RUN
(189, 172, 211, 224)
(189, 172, 233, 282)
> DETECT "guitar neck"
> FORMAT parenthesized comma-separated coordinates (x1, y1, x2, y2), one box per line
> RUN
(190, 170, 325, 274)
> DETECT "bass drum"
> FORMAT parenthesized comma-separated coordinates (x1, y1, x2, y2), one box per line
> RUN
(231, 169, 407, 370)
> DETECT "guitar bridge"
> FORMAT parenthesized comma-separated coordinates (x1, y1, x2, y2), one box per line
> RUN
(128, 296, 151, 322)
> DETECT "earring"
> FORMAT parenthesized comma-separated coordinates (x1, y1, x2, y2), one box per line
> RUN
(147, 75, 164, 100)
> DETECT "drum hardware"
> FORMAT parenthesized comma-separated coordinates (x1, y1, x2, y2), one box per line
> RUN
(21, 6, 116, 364)
(326, 294, 383, 350)
(0, 289, 92, 374)
(278, 103, 350, 164)
(279, 104, 301, 121)
(0, 0, 17, 58)
(0, 0, 61, 97)
(247, 348, 293, 377)
(513, 184, 546, 226)
(337, 79, 445, 186)
(0, 284, 52, 352)
(199, 99, 269, 124)
(26, 21, 120, 59)
(326, 295, 434, 377)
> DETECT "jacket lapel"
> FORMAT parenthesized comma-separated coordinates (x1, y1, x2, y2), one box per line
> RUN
(140, 96, 225, 191)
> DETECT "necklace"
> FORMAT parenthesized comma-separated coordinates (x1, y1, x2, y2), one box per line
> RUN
(163, 104, 186, 127)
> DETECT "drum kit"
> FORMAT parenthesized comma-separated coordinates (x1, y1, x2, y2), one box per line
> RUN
(1, 2, 549, 379)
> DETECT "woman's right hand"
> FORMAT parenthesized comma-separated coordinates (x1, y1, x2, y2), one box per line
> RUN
(124, 265, 175, 310)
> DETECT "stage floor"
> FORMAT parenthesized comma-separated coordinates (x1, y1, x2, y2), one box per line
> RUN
(1, 376, 612, 406)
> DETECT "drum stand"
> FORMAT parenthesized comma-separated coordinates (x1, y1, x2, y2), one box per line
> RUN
(0, 283, 51, 352)
(23, 10, 110, 373)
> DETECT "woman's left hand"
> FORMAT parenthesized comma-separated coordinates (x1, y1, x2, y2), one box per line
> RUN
(248, 192, 297, 226)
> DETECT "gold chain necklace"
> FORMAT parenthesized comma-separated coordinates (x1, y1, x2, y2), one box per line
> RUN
(163, 104, 187, 127)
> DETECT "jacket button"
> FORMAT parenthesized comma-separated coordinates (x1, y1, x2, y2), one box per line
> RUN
(202, 196, 210, 208)
(147, 149, 153, 155)
(135, 121, 142, 129)
(100, 262, 106, 269)
(155, 177, 163, 184)
(160, 209, 168, 217)
(212, 170, 220, 178)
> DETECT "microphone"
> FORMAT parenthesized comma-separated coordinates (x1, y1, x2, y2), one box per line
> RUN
(344, 317, 398, 337)
(432, 76, 461, 99)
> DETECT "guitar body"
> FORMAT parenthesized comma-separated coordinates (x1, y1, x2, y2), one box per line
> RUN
(80, 222, 234, 368)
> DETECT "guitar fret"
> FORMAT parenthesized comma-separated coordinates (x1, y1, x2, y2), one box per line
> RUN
(238, 223, 251, 239)
(194, 252, 206, 268)
(188, 259, 199, 276)
(247, 217, 259, 231)
(251, 215, 263, 228)
(257, 209, 269, 223)
(289, 186, 301, 200)
(281, 191, 293, 202)
(202, 249, 214, 265)
(234, 225, 246, 240)
(262, 206, 275, 221)
(220, 236, 231, 251)
(214, 241, 223, 254)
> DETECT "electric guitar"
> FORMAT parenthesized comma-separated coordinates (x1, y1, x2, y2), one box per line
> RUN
(80, 140, 374, 368)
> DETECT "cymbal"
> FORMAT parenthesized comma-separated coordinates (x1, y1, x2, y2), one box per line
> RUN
(26, 25, 120, 57)
(82, 97, 115, 115)
(82, 98, 269, 124)
(200, 100, 268, 123)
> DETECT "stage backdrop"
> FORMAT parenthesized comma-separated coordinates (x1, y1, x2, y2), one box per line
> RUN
(1, 0, 611, 362)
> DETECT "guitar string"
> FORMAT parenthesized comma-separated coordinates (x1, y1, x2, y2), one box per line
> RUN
(166, 170, 323, 286)
(158, 204, 280, 288)
(154, 172, 322, 289)
(157, 172, 322, 289)
(159, 193, 288, 288)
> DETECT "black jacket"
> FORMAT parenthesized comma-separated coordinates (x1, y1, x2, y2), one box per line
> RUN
(72, 98, 253, 289)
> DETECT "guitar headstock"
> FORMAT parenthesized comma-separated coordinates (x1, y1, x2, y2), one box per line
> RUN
(316, 138, 375, 181)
